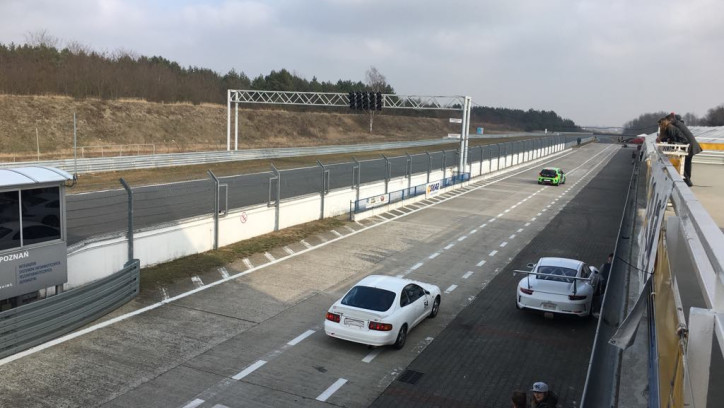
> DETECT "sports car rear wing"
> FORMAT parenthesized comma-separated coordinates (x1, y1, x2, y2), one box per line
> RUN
(513, 270, 592, 295)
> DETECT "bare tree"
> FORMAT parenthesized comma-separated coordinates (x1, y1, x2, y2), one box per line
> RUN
(365, 66, 388, 133)
(25, 29, 59, 48)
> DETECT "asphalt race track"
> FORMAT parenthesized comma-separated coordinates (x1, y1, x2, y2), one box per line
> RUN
(0, 143, 631, 407)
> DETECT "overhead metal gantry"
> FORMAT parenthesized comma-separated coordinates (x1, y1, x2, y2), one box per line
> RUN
(227, 90, 473, 174)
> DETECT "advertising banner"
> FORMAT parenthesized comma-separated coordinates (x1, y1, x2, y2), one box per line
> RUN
(426, 181, 442, 198)
(364, 195, 387, 210)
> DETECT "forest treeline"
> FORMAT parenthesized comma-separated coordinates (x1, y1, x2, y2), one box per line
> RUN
(622, 106, 724, 136)
(0, 41, 580, 132)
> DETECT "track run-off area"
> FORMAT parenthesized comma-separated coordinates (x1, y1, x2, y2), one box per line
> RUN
(0, 142, 631, 407)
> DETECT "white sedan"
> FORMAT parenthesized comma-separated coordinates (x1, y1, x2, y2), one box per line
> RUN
(324, 275, 441, 349)
(516, 257, 600, 317)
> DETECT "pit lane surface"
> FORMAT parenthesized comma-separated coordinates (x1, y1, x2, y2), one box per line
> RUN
(0, 143, 627, 407)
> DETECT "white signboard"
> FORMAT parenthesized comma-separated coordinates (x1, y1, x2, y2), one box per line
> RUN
(449, 118, 463, 124)
(446, 133, 461, 139)
(426, 181, 442, 198)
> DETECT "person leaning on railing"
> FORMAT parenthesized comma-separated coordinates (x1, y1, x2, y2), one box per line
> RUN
(657, 113, 702, 186)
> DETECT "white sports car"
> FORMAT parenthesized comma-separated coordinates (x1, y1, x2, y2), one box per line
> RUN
(324, 275, 441, 349)
(516, 257, 600, 317)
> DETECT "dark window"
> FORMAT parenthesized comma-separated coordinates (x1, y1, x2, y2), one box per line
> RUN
(537, 265, 577, 283)
(341, 286, 395, 312)
(20, 187, 61, 243)
(540, 169, 557, 177)
(0, 191, 21, 250)
(404, 284, 425, 304)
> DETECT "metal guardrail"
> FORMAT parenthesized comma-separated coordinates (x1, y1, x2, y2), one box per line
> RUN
(693, 151, 724, 165)
(0, 133, 587, 174)
(0, 260, 139, 359)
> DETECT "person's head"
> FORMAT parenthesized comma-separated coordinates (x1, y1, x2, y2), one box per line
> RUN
(511, 390, 526, 408)
(530, 382, 549, 401)
(608, 253, 613, 262)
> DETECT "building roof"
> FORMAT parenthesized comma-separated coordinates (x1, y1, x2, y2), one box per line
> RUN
(0, 166, 74, 189)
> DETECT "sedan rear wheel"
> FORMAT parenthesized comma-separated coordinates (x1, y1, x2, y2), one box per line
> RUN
(393, 325, 408, 349)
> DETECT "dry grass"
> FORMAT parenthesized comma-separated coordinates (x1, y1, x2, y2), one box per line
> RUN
(138, 217, 346, 294)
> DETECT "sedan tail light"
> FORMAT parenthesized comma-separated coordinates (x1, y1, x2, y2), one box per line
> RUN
(326, 312, 341, 323)
(569, 294, 587, 300)
(520, 287, 534, 295)
(368, 322, 393, 331)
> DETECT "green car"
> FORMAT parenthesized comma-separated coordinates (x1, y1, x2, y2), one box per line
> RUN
(538, 167, 566, 186)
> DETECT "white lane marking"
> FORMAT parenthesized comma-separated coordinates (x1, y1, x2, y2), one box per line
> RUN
(509, 234, 516, 239)
(344, 226, 356, 233)
(219, 267, 230, 279)
(470, 229, 477, 234)
(542, 209, 547, 212)
(410, 262, 424, 272)
(287, 330, 315, 346)
(537, 212, 543, 216)
(462, 271, 474, 279)
(546, 204, 552, 208)
(191, 276, 204, 288)
(161, 287, 169, 301)
(444, 243, 455, 250)
(476, 260, 486, 267)
(316, 378, 348, 402)
(489, 250, 498, 256)
(301, 240, 312, 249)
(212, 405, 230, 408)
(284, 246, 294, 255)
(517, 228, 524, 233)
(332, 230, 343, 237)
(429, 252, 440, 259)
(264, 252, 275, 262)
(504, 209, 510, 213)
(243, 258, 253, 269)
(445, 284, 458, 294)
(362, 348, 383, 363)
(531, 217, 537, 221)
(497, 213, 504, 218)
(500, 242, 508, 247)
(524, 222, 531, 226)
(457, 235, 467, 242)
(232, 360, 267, 380)
(479, 223, 487, 228)
(489, 218, 496, 223)
(182, 399, 205, 408)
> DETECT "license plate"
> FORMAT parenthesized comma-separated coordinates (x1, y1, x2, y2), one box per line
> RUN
(344, 318, 364, 328)
(541, 302, 556, 310)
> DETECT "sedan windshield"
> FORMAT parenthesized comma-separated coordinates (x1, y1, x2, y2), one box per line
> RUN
(341, 286, 396, 312)
(537, 265, 578, 283)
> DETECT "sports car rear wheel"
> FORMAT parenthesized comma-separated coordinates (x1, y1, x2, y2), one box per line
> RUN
(393, 325, 408, 349)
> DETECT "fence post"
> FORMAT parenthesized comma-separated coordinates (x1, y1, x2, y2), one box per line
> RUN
(119, 178, 134, 265)
(442, 150, 447, 180)
(352, 157, 360, 202)
(406, 153, 412, 189)
(317, 160, 329, 220)
(382, 154, 390, 194)
(208, 170, 220, 250)
(425, 152, 431, 183)
(270, 164, 281, 231)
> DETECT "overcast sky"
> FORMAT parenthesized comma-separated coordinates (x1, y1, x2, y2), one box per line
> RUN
(1, 0, 722, 127)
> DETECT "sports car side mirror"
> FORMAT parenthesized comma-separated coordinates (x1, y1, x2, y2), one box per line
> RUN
(526, 263, 535, 269)
(425, 290, 430, 295)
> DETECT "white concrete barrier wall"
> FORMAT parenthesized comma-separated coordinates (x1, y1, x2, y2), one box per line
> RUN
(65, 143, 569, 289)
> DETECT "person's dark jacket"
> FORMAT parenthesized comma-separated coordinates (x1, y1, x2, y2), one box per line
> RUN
(531, 392, 559, 408)
(670, 116, 702, 155)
